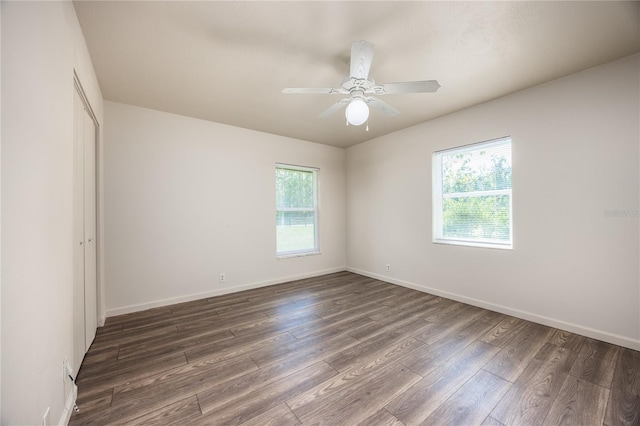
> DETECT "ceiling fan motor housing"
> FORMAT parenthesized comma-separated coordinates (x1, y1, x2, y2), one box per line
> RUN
(342, 77, 375, 93)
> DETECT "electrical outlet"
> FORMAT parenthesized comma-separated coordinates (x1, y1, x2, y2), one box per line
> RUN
(42, 407, 50, 426)
(219, 273, 226, 283)
(386, 264, 391, 272)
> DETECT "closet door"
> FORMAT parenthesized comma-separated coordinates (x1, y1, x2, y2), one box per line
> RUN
(83, 110, 98, 350)
(72, 82, 98, 374)
(72, 88, 86, 374)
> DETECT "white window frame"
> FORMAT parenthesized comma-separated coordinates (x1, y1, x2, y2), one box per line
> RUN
(276, 163, 320, 258)
(433, 137, 513, 250)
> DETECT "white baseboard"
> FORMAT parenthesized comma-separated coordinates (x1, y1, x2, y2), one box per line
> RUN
(58, 383, 77, 426)
(105, 267, 346, 318)
(347, 267, 640, 351)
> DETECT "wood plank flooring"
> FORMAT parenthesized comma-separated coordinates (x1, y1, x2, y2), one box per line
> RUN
(69, 271, 640, 425)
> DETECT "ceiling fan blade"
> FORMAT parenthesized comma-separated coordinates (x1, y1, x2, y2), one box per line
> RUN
(367, 97, 400, 116)
(318, 98, 350, 118)
(282, 88, 341, 94)
(350, 40, 375, 80)
(377, 80, 441, 94)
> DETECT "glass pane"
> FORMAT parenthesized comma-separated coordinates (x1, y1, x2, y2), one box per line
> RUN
(441, 142, 511, 194)
(443, 195, 510, 242)
(276, 168, 315, 209)
(276, 211, 316, 253)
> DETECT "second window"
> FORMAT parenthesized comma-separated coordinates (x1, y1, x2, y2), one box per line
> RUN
(276, 164, 319, 257)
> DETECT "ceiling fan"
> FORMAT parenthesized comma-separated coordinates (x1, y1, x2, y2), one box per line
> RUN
(282, 40, 441, 128)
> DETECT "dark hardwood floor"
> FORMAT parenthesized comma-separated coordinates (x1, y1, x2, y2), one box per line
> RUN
(69, 271, 640, 425)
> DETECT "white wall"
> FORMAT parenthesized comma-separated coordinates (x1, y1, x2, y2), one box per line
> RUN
(103, 102, 346, 315)
(0, 3, 3, 420)
(1, 2, 103, 424)
(347, 54, 640, 350)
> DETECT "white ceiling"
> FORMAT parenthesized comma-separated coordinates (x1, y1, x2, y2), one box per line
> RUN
(73, 1, 640, 148)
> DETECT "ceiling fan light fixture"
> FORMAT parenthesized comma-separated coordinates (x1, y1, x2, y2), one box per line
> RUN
(345, 99, 369, 126)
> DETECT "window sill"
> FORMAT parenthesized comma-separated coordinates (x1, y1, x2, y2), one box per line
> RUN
(277, 251, 321, 260)
(433, 239, 512, 250)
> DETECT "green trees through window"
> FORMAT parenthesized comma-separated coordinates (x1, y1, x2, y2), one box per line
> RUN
(276, 164, 319, 256)
(434, 138, 512, 248)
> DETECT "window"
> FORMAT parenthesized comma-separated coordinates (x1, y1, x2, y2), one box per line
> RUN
(276, 164, 319, 257)
(433, 137, 512, 249)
